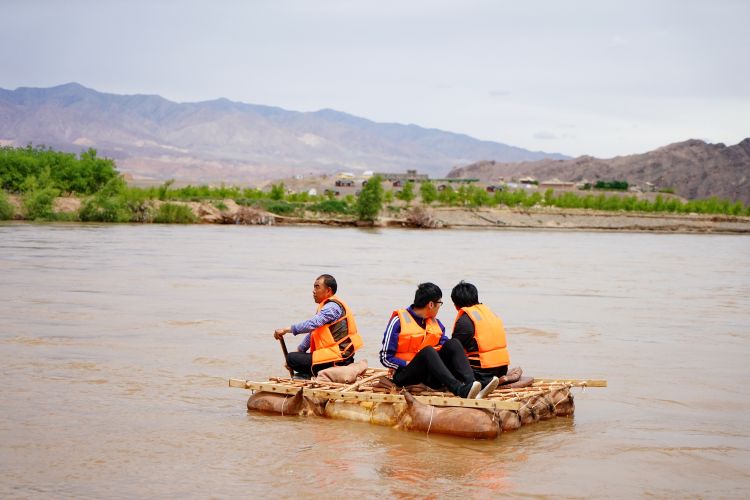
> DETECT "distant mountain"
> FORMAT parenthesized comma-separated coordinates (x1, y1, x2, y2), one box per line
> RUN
(0, 83, 568, 182)
(448, 139, 750, 204)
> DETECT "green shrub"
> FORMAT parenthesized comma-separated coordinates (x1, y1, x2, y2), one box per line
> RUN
(261, 200, 300, 215)
(0, 190, 14, 220)
(157, 179, 175, 201)
(79, 195, 131, 222)
(153, 203, 197, 223)
(420, 181, 438, 204)
(79, 177, 139, 222)
(310, 199, 351, 214)
(269, 182, 286, 201)
(437, 185, 456, 205)
(395, 181, 416, 204)
(594, 180, 629, 191)
(23, 186, 60, 220)
(0, 144, 118, 194)
(356, 175, 384, 221)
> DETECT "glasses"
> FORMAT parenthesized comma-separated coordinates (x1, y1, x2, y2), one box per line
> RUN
(433, 300, 443, 306)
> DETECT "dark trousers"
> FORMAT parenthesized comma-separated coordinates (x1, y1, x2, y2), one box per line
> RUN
(287, 351, 354, 377)
(473, 365, 508, 386)
(392, 338, 475, 396)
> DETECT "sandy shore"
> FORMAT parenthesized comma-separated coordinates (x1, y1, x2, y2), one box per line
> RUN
(275, 206, 750, 233)
(423, 206, 750, 233)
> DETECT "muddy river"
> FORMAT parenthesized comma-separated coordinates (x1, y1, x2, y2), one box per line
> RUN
(1, 223, 748, 497)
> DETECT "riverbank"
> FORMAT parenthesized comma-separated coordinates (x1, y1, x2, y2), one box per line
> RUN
(5, 194, 750, 233)
(253, 205, 750, 234)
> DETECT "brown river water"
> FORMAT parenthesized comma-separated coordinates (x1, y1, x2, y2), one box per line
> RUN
(1, 223, 749, 498)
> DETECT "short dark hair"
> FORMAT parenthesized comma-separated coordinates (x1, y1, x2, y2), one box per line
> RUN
(317, 274, 337, 294)
(413, 282, 442, 308)
(451, 281, 479, 308)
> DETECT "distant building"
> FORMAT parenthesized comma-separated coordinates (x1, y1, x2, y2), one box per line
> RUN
(431, 178, 479, 184)
(518, 176, 538, 185)
(539, 178, 576, 191)
(375, 169, 429, 183)
(335, 179, 354, 187)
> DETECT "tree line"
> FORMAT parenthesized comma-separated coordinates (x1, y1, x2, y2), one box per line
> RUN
(1, 145, 748, 222)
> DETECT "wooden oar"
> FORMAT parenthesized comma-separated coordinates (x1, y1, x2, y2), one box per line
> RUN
(278, 335, 294, 378)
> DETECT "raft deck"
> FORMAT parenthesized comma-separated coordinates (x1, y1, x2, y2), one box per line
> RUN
(229, 367, 606, 411)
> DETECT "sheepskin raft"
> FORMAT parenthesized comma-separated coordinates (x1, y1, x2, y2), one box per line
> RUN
(229, 366, 606, 440)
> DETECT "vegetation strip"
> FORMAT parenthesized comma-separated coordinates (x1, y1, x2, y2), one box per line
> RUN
(2, 144, 748, 223)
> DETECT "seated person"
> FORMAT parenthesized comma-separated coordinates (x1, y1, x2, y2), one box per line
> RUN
(450, 281, 507, 393)
(274, 274, 363, 378)
(379, 282, 482, 399)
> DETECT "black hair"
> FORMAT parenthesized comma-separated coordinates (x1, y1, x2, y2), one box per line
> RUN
(413, 282, 442, 308)
(451, 280, 479, 308)
(317, 274, 337, 294)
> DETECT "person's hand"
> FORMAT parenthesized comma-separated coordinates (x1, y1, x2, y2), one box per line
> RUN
(387, 368, 395, 379)
(274, 328, 288, 340)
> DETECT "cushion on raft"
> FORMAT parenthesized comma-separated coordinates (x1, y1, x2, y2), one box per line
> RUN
(315, 359, 368, 384)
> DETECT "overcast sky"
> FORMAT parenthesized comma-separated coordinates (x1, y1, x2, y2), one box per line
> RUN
(2, 0, 748, 158)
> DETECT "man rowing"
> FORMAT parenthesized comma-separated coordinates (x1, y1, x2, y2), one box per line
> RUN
(274, 274, 363, 378)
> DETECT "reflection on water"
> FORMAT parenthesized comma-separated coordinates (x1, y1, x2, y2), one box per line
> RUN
(1, 223, 749, 497)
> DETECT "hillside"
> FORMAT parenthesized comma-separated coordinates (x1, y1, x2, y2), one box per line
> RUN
(0, 83, 567, 182)
(447, 139, 750, 204)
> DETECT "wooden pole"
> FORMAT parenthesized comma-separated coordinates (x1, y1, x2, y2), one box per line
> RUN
(339, 373, 387, 393)
(278, 335, 294, 378)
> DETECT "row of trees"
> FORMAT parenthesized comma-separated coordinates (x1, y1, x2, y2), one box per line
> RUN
(0, 145, 118, 194)
(1, 145, 748, 221)
(361, 179, 749, 217)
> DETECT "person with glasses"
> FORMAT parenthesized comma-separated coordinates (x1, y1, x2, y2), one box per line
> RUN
(379, 282, 482, 399)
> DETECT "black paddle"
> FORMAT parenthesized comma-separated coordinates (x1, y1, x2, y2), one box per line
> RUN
(277, 335, 295, 378)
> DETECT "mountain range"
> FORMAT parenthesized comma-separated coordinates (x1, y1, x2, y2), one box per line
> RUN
(0, 83, 567, 182)
(448, 139, 750, 204)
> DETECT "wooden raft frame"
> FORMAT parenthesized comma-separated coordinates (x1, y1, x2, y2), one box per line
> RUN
(229, 379, 520, 410)
(229, 375, 606, 411)
(229, 365, 606, 411)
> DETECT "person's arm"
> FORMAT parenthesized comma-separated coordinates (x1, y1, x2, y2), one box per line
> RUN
(274, 302, 343, 339)
(380, 315, 406, 370)
(436, 318, 449, 346)
(297, 333, 311, 352)
(451, 314, 475, 350)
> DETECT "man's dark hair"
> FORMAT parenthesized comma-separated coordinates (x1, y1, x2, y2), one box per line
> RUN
(317, 274, 337, 294)
(451, 280, 479, 308)
(413, 282, 442, 308)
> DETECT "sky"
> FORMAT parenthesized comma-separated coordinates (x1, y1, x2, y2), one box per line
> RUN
(1, 0, 748, 158)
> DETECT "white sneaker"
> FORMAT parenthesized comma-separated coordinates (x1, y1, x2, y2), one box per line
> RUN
(476, 376, 500, 399)
(465, 381, 482, 399)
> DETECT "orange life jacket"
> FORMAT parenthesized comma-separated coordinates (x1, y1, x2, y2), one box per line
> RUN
(310, 295, 363, 367)
(392, 309, 443, 363)
(454, 304, 509, 369)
